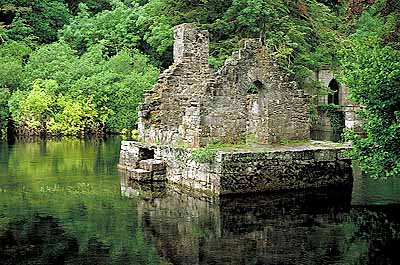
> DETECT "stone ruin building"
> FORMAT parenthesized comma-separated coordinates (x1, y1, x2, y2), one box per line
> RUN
(138, 23, 310, 148)
(312, 70, 362, 134)
(118, 23, 353, 195)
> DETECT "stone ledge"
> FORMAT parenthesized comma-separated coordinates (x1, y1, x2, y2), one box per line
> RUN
(139, 159, 166, 172)
(119, 141, 353, 195)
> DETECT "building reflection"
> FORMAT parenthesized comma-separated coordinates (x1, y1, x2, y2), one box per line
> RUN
(120, 171, 399, 265)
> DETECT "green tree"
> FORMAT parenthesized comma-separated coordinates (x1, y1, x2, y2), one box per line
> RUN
(61, 2, 141, 55)
(65, 0, 111, 14)
(3, 0, 71, 44)
(340, 11, 400, 178)
(0, 41, 31, 89)
(17, 41, 158, 135)
(0, 88, 10, 136)
(47, 96, 99, 136)
(9, 79, 57, 134)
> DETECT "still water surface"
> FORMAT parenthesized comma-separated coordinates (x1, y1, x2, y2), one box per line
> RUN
(0, 138, 399, 265)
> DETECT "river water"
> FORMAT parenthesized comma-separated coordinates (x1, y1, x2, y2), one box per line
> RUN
(0, 138, 399, 265)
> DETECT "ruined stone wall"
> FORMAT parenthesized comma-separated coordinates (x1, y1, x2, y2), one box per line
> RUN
(314, 70, 351, 106)
(139, 23, 311, 147)
(138, 24, 213, 147)
(200, 40, 310, 145)
(312, 70, 363, 132)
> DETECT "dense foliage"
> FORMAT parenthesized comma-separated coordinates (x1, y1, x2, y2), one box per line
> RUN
(1, 1, 160, 136)
(340, 1, 400, 178)
(0, 0, 399, 177)
(0, 0, 343, 137)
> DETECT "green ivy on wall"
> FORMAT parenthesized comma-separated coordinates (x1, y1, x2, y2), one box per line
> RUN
(319, 104, 345, 133)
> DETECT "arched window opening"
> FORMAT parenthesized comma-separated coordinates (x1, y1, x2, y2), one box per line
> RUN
(328, 79, 340, 105)
(247, 80, 264, 94)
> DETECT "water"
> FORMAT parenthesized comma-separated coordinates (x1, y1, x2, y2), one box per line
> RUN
(0, 138, 399, 265)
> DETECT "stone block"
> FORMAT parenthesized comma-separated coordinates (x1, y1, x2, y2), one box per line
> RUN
(117, 164, 127, 171)
(152, 170, 167, 181)
(129, 168, 152, 182)
(314, 150, 336, 162)
(139, 159, 166, 172)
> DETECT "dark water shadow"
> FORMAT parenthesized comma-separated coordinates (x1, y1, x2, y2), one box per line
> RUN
(0, 215, 117, 265)
(120, 176, 399, 265)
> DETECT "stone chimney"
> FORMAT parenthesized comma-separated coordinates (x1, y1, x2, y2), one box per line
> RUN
(173, 23, 209, 64)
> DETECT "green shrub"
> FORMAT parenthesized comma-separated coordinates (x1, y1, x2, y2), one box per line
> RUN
(190, 147, 217, 163)
(319, 104, 345, 133)
(339, 8, 400, 178)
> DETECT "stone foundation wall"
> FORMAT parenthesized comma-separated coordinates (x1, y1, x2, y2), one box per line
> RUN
(218, 148, 352, 194)
(119, 141, 353, 195)
(313, 109, 333, 132)
(119, 141, 221, 193)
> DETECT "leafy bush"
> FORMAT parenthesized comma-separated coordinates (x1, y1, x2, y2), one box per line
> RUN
(0, 88, 10, 136)
(0, 41, 31, 90)
(319, 104, 345, 133)
(340, 8, 400, 178)
(190, 147, 217, 163)
(47, 96, 100, 136)
(4, 41, 158, 135)
(8, 79, 56, 134)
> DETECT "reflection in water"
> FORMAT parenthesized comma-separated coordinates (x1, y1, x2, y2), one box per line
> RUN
(0, 215, 80, 265)
(351, 167, 400, 206)
(0, 138, 399, 265)
(0, 137, 120, 191)
(121, 172, 400, 265)
(0, 138, 163, 265)
(0, 214, 160, 265)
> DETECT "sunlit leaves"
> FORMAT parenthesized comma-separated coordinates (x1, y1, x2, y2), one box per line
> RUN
(9, 79, 57, 132)
(7, 40, 159, 135)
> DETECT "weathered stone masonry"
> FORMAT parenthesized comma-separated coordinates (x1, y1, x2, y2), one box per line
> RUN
(119, 23, 353, 195)
(139, 23, 310, 148)
(312, 70, 363, 134)
(119, 141, 353, 195)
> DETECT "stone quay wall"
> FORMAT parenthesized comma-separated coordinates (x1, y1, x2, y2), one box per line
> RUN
(119, 141, 353, 195)
(218, 148, 352, 194)
(119, 141, 222, 193)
